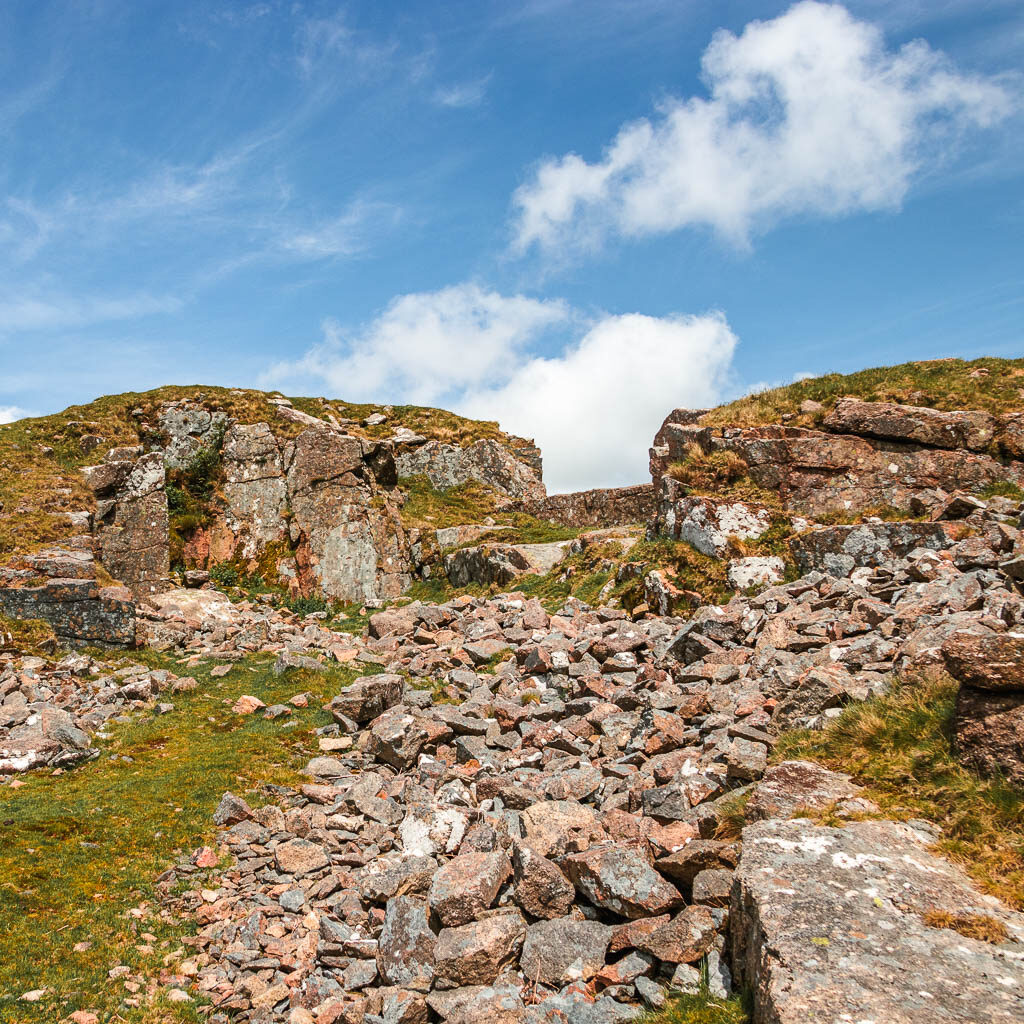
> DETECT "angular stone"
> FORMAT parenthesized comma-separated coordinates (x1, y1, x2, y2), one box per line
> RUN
(942, 631, 1024, 692)
(728, 556, 785, 590)
(691, 868, 734, 907)
(634, 906, 715, 964)
(520, 799, 601, 858)
(213, 791, 252, 827)
(563, 843, 682, 920)
(369, 710, 430, 770)
(510, 842, 575, 920)
(725, 737, 768, 781)
(433, 912, 526, 987)
(655, 840, 738, 886)
(428, 850, 512, 927)
(746, 761, 867, 821)
(275, 838, 329, 876)
(369, 606, 420, 639)
(325, 673, 405, 723)
(520, 917, 612, 986)
(377, 896, 436, 993)
(426, 982, 526, 1024)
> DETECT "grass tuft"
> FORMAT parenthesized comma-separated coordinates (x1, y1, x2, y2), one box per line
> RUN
(643, 989, 751, 1024)
(667, 446, 749, 490)
(920, 909, 1009, 944)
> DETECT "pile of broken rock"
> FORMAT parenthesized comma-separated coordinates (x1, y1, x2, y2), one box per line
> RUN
(149, 518, 1024, 1023)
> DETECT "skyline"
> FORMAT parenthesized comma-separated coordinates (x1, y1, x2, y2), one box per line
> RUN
(1, 0, 1022, 490)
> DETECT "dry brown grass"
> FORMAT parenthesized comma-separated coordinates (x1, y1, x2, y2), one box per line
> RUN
(921, 910, 1009, 944)
(667, 445, 749, 489)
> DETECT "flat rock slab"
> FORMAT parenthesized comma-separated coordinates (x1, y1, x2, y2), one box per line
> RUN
(732, 819, 1024, 1023)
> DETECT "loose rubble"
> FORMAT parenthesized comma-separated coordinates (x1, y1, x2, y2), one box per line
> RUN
(145, 496, 1024, 1021)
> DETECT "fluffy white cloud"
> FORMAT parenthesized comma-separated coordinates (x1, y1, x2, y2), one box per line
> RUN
(461, 311, 737, 492)
(264, 283, 570, 407)
(513, 1, 1014, 254)
(266, 284, 737, 492)
(0, 406, 29, 424)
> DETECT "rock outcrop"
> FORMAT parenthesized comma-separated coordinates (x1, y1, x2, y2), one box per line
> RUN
(0, 544, 135, 647)
(651, 399, 1024, 521)
(731, 818, 1024, 1023)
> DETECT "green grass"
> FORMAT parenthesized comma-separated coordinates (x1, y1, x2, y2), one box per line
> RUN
(702, 357, 1024, 431)
(399, 475, 502, 530)
(0, 615, 58, 657)
(775, 673, 1024, 909)
(644, 989, 751, 1024)
(979, 480, 1024, 501)
(0, 653, 373, 1023)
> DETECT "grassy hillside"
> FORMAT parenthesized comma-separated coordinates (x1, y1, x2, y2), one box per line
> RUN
(0, 386, 534, 561)
(702, 357, 1024, 429)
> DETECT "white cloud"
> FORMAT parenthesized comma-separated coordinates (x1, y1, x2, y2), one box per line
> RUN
(0, 406, 29, 424)
(265, 284, 737, 491)
(433, 76, 492, 108)
(513, 1, 1015, 255)
(265, 283, 570, 407)
(462, 311, 737, 491)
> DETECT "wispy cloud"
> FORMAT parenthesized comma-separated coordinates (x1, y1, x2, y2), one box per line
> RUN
(0, 67, 65, 136)
(295, 9, 398, 80)
(0, 291, 182, 334)
(281, 199, 404, 259)
(433, 75, 492, 108)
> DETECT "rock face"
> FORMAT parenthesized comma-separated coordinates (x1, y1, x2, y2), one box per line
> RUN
(86, 450, 171, 597)
(158, 402, 228, 469)
(791, 521, 951, 576)
(943, 630, 1024, 784)
(506, 484, 654, 528)
(395, 438, 545, 501)
(731, 818, 1024, 1023)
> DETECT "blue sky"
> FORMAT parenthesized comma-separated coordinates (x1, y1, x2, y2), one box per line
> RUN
(1, 0, 1022, 490)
